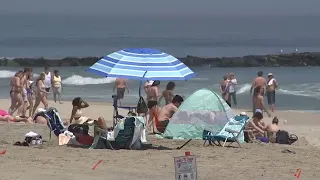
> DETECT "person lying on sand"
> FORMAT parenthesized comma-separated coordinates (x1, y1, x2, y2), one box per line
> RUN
(245, 111, 266, 143)
(68, 97, 111, 132)
(0, 109, 33, 123)
(157, 95, 184, 129)
(264, 117, 280, 143)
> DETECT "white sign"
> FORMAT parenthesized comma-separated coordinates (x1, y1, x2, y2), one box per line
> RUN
(174, 155, 197, 180)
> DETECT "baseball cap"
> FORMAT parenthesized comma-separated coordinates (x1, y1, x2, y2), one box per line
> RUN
(268, 73, 273, 76)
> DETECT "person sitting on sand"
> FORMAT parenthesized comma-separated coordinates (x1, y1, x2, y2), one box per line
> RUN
(264, 117, 280, 143)
(68, 97, 110, 132)
(245, 111, 266, 143)
(0, 109, 33, 123)
(157, 95, 184, 128)
(159, 81, 175, 105)
(253, 86, 271, 117)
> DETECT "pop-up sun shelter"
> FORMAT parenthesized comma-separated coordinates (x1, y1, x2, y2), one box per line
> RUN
(161, 89, 235, 145)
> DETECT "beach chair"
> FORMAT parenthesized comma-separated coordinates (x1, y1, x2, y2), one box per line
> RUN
(90, 116, 145, 150)
(44, 108, 68, 141)
(203, 115, 249, 148)
(112, 95, 137, 127)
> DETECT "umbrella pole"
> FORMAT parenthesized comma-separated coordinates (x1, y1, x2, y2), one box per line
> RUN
(138, 71, 148, 97)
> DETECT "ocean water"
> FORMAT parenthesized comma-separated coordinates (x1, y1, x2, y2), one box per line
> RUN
(0, 67, 319, 111)
(1, 13, 320, 111)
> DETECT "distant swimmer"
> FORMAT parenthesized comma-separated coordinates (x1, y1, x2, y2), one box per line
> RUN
(295, 48, 298, 52)
(280, 49, 283, 53)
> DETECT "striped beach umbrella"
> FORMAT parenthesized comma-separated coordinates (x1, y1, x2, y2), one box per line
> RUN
(86, 48, 195, 80)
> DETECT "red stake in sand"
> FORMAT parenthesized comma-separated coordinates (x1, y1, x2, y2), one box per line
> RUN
(92, 160, 103, 170)
(185, 151, 191, 156)
(0, 150, 6, 155)
(294, 168, 301, 179)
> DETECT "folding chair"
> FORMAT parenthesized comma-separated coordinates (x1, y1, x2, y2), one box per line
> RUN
(203, 115, 249, 148)
(112, 95, 137, 127)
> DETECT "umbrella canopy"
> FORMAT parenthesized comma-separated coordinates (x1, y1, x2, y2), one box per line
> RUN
(86, 48, 195, 80)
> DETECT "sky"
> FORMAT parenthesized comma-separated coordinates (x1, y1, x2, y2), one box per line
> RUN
(1, 0, 320, 16)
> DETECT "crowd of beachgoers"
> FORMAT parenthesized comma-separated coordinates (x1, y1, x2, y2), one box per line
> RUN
(0, 64, 292, 145)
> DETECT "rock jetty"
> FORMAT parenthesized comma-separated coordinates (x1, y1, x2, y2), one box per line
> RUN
(1, 52, 320, 67)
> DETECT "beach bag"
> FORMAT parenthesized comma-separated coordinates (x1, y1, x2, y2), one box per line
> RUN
(137, 96, 148, 114)
(275, 130, 292, 144)
(68, 124, 89, 136)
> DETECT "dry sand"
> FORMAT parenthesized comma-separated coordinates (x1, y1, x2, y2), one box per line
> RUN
(1, 99, 320, 180)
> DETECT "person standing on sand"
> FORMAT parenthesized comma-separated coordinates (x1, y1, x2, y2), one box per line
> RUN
(52, 70, 63, 104)
(220, 75, 230, 107)
(146, 80, 160, 133)
(266, 73, 278, 112)
(159, 81, 175, 105)
(113, 78, 129, 106)
(43, 65, 52, 96)
(8, 71, 24, 115)
(18, 68, 32, 117)
(26, 73, 34, 117)
(32, 73, 49, 114)
(228, 72, 238, 109)
(250, 71, 266, 112)
(253, 86, 271, 117)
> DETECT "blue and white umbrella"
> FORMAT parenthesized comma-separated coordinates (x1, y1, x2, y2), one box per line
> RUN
(86, 48, 196, 80)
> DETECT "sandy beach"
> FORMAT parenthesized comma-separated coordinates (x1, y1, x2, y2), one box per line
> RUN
(1, 99, 320, 180)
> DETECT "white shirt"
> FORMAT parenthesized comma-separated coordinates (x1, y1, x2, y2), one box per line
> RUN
(44, 71, 51, 88)
(228, 79, 237, 93)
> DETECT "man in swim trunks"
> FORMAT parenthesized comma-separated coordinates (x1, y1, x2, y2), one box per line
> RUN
(266, 73, 278, 112)
(158, 95, 184, 128)
(113, 78, 129, 106)
(253, 86, 271, 117)
(250, 71, 266, 112)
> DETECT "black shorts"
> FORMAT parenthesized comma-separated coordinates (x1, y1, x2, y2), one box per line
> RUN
(45, 88, 50, 92)
(147, 100, 158, 109)
(117, 88, 125, 99)
(266, 91, 276, 105)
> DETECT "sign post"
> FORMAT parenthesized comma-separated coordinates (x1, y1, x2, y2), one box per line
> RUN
(174, 152, 197, 180)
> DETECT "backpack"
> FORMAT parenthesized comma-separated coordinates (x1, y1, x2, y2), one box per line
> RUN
(137, 96, 148, 114)
(276, 130, 298, 145)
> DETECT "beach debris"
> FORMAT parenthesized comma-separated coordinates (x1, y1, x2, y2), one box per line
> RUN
(0, 150, 6, 155)
(92, 160, 103, 170)
(294, 168, 301, 179)
(281, 149, 296, 154)
(185, 151, 191, 156)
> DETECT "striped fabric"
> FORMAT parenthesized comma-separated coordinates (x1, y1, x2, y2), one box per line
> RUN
(87, 48, 196, 80)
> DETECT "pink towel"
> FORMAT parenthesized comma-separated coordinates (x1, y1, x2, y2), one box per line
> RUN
(0, 110, 8, 116)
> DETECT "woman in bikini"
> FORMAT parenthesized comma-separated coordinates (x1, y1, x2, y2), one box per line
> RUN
(220, 75, 231, 107)
(146, 80, 160, 133)
(32, 73, 49, 115)
(8, 70, 24, 115)
(159, 81, 175, 105)
(26, 73, 34, 117)
(69, 97, 110, 134)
